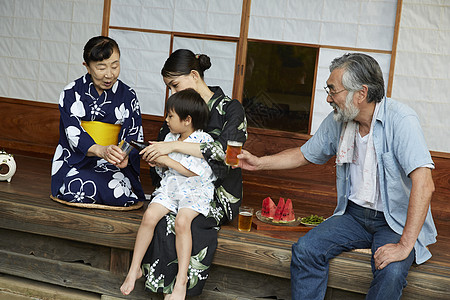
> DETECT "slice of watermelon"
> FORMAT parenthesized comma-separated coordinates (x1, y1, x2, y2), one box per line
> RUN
(261, 197, 277, 219)
(273, 197, 285, 223)
(279, 198, 296, 223)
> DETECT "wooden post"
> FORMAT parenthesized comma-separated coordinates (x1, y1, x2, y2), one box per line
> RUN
(232, 0, 252, 102)
(102, 0, 112, 36)
(110, 248, 130, 275)
(387, 0, 403, 98)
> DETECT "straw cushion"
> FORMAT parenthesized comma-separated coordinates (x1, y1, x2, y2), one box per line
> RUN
(50, 195, 144, 211)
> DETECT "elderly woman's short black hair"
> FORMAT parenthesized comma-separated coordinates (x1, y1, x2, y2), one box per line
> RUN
(83, 36, 120, 65)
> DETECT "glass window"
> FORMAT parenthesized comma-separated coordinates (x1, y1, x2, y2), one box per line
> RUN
(243, 41, 318, 134)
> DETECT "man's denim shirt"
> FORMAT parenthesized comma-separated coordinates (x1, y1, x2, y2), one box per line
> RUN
(301, 97, 436, 264)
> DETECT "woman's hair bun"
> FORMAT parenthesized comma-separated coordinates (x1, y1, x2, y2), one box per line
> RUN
(197, 54, 211, 72)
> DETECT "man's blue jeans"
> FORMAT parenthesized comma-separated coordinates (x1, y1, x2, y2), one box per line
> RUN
(290, 201, 415, 300)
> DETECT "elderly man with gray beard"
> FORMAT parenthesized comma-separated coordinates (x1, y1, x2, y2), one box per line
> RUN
(237, 53, 436, 300)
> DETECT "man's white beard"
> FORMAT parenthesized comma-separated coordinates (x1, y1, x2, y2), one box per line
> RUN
(332, 91, 359, 122)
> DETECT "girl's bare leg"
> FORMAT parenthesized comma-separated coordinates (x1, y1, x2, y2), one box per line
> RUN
(168, 208, 199, 300)
(120, 203, 170, 295)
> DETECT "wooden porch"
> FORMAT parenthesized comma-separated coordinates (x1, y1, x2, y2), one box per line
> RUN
(0, 154, 449, 299)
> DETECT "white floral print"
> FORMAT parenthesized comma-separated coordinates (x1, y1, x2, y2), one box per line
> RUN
(65, 178, 97, 203)
(108, 172, 134, 198)
(115, 103, 129, 125)
(59, 81, 76, 107)
(65, 126, 81, 150)
(94, 159, 119, 173)
(143, 259, 165, 292)
(90, 101, 103, 116)
(131, 96, 140, 114)
(51, 144, 71, 176)
(66, 168, 79, 177)
(70, 92, 85, 118)
(112, 81, 119, 93)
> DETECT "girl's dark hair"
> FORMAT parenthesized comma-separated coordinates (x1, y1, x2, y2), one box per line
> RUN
(83, 36, 120, 65)
(166, 89, 209, 131)
(161, 49, 211, 79)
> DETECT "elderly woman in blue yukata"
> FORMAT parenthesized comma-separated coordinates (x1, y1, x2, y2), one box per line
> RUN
(51, 36, 145, 207)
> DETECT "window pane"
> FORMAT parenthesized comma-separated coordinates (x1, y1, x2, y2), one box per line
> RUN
(243, 42, 318, 133)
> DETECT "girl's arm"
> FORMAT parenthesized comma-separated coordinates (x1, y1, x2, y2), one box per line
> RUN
(156, 155, 198, 177)
(141, 141, 202, 162)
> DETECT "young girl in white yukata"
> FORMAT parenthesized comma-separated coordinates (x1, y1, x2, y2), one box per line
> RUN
(120, 88, 216, 300)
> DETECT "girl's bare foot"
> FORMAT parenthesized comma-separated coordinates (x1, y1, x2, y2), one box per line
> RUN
(120, 268, 142, 295)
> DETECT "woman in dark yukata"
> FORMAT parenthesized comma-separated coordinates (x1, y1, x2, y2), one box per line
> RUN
(51, 36, 145, 206)
(120, 49, 247, 298)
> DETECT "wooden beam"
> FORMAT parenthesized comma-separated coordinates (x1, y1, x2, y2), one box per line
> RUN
(0, 249, 148, 298)
(232, 0, 252, 101)
(108, 26, 239, 43)
(0, 193, 141, 250)
(102, 0, 111, 36)
(0, 250, 256, 300)
(110, 248, 130, 275)
(387, 0, 403, 97)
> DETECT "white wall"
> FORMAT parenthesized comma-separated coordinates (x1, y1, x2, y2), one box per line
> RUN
(109, 29, 171, 117)
(391, 0, 450, 152)
(0, 0, 103, 103)
(110, 0, 243, 37)
(249, 0, 396, 50)
(109, 0, 241, 116)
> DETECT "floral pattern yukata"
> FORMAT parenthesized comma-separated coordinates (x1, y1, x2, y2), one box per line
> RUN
(142, 86, 247, 296)
(51, 74, 145, 206)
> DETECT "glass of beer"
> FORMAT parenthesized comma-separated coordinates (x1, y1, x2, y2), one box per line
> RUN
(225, 140, 243, 166)
(238, 206, 254, 232)
(118, 140, 133, 156)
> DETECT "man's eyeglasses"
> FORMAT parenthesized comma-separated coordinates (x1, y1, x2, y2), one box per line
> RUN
(324, 86, 346, 98)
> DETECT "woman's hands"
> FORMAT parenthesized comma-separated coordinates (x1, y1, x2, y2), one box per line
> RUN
(88, 144, 128, 168)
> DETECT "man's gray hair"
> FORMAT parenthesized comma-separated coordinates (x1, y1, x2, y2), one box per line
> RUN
(330, 53, 385, 103)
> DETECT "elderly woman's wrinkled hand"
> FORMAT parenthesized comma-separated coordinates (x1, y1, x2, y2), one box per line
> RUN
(101, 144, 126, 166)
